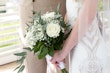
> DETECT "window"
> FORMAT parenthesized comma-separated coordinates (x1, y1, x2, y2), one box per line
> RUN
(0, 0, 22, 65)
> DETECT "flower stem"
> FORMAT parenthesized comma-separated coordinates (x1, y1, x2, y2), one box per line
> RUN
(61, 68, 68, 73)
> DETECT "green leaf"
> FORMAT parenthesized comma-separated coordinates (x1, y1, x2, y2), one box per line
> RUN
(14, 65, 21, 71)
(38, 45, 48, 59)
(33, 42, 42, 53)
(17, 56, 26, 64)
(17, 65, 25, 73)
(61, 68, 68, 73)
(26, 23, 30, 27)
(55, 14, 62, 19)
(56, 3, 61, 14)
(14, 52, 27, 56)
(55, 45, 62, 50)
(37, 11, 41, 17)
(48, 47, 54, 57)
(24, 47, 32, 51)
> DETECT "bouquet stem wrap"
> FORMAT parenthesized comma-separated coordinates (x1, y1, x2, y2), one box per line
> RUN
(46, 55, 68, 73)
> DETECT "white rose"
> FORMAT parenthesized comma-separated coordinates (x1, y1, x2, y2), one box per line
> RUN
(46, 22, 60, 38)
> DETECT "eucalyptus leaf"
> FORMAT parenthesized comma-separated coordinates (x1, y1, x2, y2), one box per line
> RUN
(55, 14, 62, 19)
(56, 3, 61, 14)
(14, 52, 27, 56)
(24, 47, 32, 51)
(14, 65, 21, 71)
(17, 65, 25, 73)
(26, 23, 30, 27)
(28, 21, 33, 24)
(37, 11, 41, 16)
(60, 20, 66, 27)
(17, 56, 26, 64)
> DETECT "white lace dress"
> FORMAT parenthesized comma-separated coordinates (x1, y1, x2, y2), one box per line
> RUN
(66, 0, 110, 73)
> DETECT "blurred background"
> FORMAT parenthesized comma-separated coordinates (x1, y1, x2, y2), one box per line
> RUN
(0, 0, 24, 73)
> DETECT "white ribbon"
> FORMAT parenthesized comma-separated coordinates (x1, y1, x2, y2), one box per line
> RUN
(46, 55, 65, 69)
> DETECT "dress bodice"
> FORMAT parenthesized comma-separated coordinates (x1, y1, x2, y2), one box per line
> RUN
(66, 0, 104, 49)
(66, 0, 82, 26)
(66, 0, 100, 36)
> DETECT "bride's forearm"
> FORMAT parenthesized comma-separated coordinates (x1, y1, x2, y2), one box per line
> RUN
(62, 0, 98, 56)
(62, 20, 79, 55)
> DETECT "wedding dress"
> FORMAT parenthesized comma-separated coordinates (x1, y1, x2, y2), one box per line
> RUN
(46, 0, 110, 73)
(66, 0, 110, 73)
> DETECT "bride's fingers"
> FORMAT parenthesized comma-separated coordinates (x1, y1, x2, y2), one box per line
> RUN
(50, 58, 56, 64)
(55, 63, 61, 69)
(51, 59, 60, 68)
(53, 62, 61, 69)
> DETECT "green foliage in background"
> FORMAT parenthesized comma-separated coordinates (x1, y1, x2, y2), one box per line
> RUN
(98, 0, 103, 11)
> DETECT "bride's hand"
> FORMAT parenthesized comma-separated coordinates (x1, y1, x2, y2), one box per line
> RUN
(50, 50, 67, 68)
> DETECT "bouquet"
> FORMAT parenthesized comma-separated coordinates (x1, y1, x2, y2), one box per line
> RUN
(14, 4, 70, 73)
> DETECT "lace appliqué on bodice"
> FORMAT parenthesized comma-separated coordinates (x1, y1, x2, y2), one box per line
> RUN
(79, 17, 103, 73)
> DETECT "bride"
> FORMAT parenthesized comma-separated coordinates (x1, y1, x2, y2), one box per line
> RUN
(51, 0, 110, 73)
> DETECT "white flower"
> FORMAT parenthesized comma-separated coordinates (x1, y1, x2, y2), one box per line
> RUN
(25, 24, 44, 46)
(25, 31, 36, 46)
(43, 12, 55, 18)
(34, 24, 44, 40)
(42, 12, 55, 22)
(34, 20, 37, 25)
(61, 27, 65, 33)
(46, 22, 60, 38)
